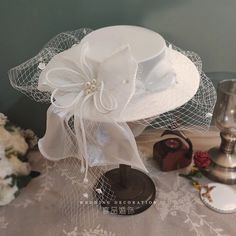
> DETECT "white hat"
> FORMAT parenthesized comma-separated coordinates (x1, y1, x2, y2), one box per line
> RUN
(38, 25, 200, 122)
(8, 26, 216, 230)
(9, 26, 215, 181)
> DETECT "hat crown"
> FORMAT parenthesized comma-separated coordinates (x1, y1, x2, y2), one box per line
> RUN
(81, 25, 166, 63)
(81, 25, 175, 95)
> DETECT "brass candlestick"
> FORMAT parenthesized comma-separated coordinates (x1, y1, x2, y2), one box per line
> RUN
(204, 79, 236, 184)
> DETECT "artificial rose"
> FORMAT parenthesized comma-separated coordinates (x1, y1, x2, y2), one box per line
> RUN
(0, 127, 28, 155)
(0, 113, 7, 126)
(8, 129, 29, 155)
(0, 147, 13, 178)
(193, 151, 211, 169)
(8, 154, 31, 176)
(0, 177, 18, 206)
(20, 129, 38, 149)
(0, 157, 13, 179)
(0, 127, 11, 147)
(0, 113, 39, 206)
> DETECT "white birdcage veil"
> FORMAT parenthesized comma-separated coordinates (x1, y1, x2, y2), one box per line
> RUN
(9, 28, 216, 130)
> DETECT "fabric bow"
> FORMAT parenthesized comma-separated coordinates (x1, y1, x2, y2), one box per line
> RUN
(38, 43, 138, 182)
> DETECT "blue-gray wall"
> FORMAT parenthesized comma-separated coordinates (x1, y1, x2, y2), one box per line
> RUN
(1, 0, 236, 136)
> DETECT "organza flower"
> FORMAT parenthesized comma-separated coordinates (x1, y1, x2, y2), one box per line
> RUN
(38, 43, 138, 120)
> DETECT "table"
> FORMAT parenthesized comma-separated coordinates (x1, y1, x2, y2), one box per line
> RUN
(1, 128, 235, 236)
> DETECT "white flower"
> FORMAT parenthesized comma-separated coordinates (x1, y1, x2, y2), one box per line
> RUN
(0, 144, 5, 158)
(8, 154, 31, 176)
(9, 129, 29, 155)
(21, 129, 38, 149)
(0, 127, 11, 147)
(0, 149, 13, 179)
(0, 126, 29, 155)
(0, 113, 7, 126)
(0, 177, 18, 206)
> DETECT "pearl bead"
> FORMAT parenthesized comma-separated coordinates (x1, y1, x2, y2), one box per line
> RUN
(90, 85, 96, 91)
(86, 89, 91, 95)
(38, 62, 46, 70)
(84, 79, 98, 95)
(85, 81, 91, 88)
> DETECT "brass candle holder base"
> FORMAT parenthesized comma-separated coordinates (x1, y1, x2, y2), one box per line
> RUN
(203, 132, 236, 185)
(203, 148, 236, 185)
(203, 79, 236, 185)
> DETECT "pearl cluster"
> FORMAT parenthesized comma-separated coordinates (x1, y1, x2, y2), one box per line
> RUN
(84, 79, 97, 95)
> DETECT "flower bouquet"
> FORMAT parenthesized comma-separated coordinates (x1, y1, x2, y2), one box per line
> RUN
(179, 151, 212, 190)
(0, 113, 39, 206)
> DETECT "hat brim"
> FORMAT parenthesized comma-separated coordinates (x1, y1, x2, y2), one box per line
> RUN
(121, 49, 200, 122)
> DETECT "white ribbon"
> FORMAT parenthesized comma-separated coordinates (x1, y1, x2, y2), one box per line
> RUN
(38, 43, 138, 182)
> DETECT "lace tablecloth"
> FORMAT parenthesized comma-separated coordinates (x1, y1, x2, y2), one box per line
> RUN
(1, 129, 235, 236)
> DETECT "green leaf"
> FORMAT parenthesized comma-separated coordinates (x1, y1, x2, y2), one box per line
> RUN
(179, 174, 194, 181)
(29, 171, 40, 178)
(191, 170, 202, 178)
(15, 175, 32, 189)
(195, 172, 202, 178)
